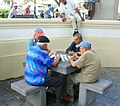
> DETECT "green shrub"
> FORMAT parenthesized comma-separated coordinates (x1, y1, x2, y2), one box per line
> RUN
(118, 13, 120, 19)
(0, 8, 10, 18)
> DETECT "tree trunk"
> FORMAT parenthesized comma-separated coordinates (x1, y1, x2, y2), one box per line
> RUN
(10, 0, 14, 9)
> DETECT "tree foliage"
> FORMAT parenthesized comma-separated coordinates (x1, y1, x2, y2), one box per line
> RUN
(3, 0, 10, 4)
(3, 0, 14, 9)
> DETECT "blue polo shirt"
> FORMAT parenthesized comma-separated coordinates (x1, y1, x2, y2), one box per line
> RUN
(84, 0, 96, 2)
(24, 45, 54, 85)
(27, 38, 36, 50)
(45, 7, 54, 14)
(27, 38, 48, 51)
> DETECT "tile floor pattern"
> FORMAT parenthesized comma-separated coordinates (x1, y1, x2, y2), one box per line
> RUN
(0, 68, 120, 106)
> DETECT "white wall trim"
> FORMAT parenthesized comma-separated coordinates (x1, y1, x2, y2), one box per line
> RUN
(0, 19, 120, 29)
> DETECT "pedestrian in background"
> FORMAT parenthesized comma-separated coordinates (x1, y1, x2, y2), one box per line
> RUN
(8, 3, 18, 18)
(84, 0, 100, 20)
(44, 5, 55, 18)
(24, 5, 31, 15)
(60, 0, 84, 35)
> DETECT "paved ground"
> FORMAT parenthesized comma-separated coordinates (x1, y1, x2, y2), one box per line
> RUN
(0, 68, 120, 106)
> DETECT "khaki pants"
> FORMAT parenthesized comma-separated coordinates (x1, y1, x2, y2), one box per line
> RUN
(67, 14, 81, 31)
(66, 73, 80, 96)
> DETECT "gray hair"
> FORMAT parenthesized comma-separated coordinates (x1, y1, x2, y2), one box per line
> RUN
(74, 33, 82, 38)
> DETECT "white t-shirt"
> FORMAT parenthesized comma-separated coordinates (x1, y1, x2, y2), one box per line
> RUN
(60, 0, 78, 17)
(8, 8, 18, 18)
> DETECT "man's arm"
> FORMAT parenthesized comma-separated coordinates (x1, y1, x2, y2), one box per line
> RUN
(8, 10, 13, 18)
(26, 39, 34, 50)
(75, 7, 84, 21)
(61, 12, 66, 22)
(54, 0, 60, 6)
(68, 57, 76, 67)
(52, 56, 61, 67)
(66, 42, 76, 55)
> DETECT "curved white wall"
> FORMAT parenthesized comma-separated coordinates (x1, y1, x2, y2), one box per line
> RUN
(0, 19, 120, 80)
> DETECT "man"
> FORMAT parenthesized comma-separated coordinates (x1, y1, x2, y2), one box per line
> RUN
(60, 0, 84, 34)
(27, 28, 56, 56)
(24, 28, 46, 67)
(66, 33, 83, 56)
(24, 5, 31, 15)
(84, 0, 100, 20)
(44, 6, 55, 18)
(8, 3, 18, 18)
(55, 9, 60, 18)
(24, 36, 64, 106)
(64, 40, 101, 102)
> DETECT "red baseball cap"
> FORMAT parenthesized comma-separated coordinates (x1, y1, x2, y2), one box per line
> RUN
(34, 28, 45, 36)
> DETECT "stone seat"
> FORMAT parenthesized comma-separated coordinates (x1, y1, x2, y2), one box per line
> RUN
(11, 79, 46, 106)
(78, 78, 113, 106)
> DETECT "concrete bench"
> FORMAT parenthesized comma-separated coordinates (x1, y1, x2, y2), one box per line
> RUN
(11, 79, 46, 106)
(78, 78, 113, 106)
(14, 15, 35, 18)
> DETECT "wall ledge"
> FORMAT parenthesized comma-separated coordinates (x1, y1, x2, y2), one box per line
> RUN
(0, 19, 120, 29)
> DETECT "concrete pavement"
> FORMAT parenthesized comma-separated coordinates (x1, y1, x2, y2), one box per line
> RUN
(0, 68, 120, 106)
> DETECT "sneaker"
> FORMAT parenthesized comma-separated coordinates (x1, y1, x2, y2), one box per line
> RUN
(87, 16, 92, 20)
(73, 29, 79, 36)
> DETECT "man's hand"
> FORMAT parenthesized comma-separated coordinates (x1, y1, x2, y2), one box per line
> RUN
(56, 56, 62, 61)
(68, 56, 76, 67)
(68, 51, 75, 56)
(96, 0, 100, 2)
(73, 53, 79, 59)
(48, 50, 56, 59)
(61, 12, 66, 22)
(81, 17, 85, 21)
(52, 56, 61, 66)
(76, 7, 85, 21)
(62, 17, 66, 22)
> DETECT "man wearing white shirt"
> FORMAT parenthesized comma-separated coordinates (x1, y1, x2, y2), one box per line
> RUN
(8, 3, 18, 18)
(60, 0, 84, 35)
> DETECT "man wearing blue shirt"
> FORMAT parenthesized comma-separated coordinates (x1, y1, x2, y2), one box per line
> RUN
(44, 6, 55, 18)
(84, 0, 100, 20)
(24, 36, 64, 106)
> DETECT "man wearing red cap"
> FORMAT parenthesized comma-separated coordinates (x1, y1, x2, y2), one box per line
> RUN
(26, 28, 56, 64)
(27, 28, 45, 50)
